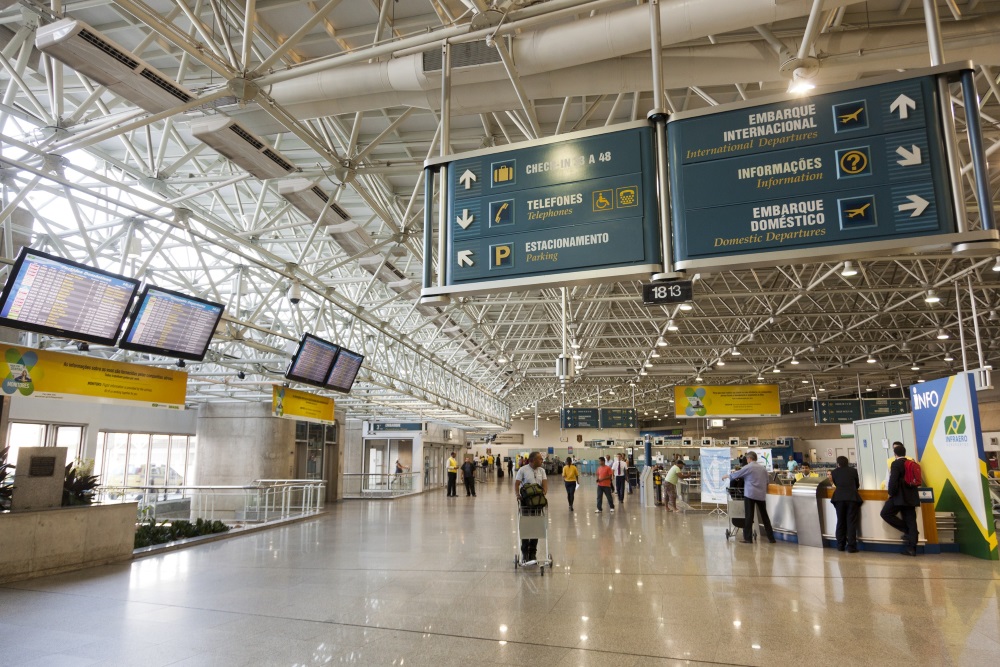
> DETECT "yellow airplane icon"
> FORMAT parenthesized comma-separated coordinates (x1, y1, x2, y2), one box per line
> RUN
(846, 202, 871, 218)
(839, 107, 864, 123)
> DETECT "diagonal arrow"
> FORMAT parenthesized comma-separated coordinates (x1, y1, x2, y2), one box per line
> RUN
(458, 169, 477, 190)
(898, 194, 929, 217)
(889, 94, 917, 120)
(456, 209, 474, 229)
(895, 145, 922, 166)
(457, 249, 474, 267)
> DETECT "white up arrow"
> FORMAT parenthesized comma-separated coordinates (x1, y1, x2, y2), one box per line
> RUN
(895, 145, 922, 166)
(898, 194, 929, 217)
(890, 94, 917, 120)
(456, 209, 474, 229)
(457, 249, 475, 267)
(458, 169, 477, 190)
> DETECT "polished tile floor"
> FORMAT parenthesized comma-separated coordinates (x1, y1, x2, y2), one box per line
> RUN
(2, 478, 999, 666)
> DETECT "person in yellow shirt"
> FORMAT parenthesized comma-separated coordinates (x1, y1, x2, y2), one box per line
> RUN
(795, 462, 819, 482)
(446, 452, 459, 497)
(562, 456, 579, 511)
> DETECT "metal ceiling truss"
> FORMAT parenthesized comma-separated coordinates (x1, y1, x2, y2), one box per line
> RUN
(2, 0, 1000, 432)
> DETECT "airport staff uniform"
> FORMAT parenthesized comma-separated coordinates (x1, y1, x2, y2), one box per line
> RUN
(612, 457, 627, 502)
(446, 456, 459, 497)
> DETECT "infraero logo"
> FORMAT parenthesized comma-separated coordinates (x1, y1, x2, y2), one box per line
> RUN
(944, 414, 969, 443)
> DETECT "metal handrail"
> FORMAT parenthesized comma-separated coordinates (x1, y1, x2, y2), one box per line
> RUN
(96, 479, 326, 523)
(343, 472, 419, 498)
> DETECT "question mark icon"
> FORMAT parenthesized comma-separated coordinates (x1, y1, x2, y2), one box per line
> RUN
(840, 149, 868, 175)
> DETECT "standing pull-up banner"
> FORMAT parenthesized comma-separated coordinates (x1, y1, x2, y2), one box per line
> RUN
(911, 373, 997, 560)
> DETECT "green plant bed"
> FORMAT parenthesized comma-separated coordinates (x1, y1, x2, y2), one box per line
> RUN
(134, 518, 230, 548)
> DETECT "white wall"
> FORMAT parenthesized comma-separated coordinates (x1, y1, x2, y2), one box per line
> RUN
(7, 395, 198, 461)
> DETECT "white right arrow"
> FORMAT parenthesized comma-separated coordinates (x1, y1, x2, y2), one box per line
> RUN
(898, 194, 929, 217)
(456, 209, 474, 229)
(895, 145, 922, 166)
(457, 249, 474, 267)
(458, 169, 477, 190)
(890, 94, 917, 119)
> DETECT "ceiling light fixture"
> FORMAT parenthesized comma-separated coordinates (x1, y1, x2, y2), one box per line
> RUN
(911, 362, 921, 371)
(925, 290, 941, 303)
(889, 382, 898, 388)
(695, 375, 703, 382)
(678, 302, 693, 311)
(790, 357, 800, 365)
(841, 261, 858, 277)
(936, 328, 950, 340)
(731, 347, 741, 356)
(943, 352, 955, 362)
(656, 336, 667, 347)
(645, 361, 653, 368)
(772, 367, 781, 373)
(650, 350, 660, 358)
(571, 339, 581, 349)
(666, 319, 679, 331)
(866, 355, 877, 364)
(993, 257, 1000, 272)
(572, 351, 582, 360)
(716, 360, 725, 366)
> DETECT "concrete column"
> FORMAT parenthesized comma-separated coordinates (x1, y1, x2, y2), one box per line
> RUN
(195, 403, 295, 485)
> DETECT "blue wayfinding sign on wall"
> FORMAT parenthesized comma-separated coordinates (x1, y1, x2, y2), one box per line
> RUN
(667, 71, 959, 270)
(439, 122, 660, 292)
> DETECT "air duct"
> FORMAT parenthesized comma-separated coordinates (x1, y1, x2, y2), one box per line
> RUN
(36, 19, 196, 113)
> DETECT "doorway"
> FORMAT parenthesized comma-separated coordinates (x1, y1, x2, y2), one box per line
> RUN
(6, 422, 86, 472)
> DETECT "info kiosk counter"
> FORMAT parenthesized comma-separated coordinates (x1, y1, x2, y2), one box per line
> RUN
(766, 483, 938, 552)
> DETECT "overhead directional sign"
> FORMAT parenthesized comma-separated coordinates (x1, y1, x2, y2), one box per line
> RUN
(423, 122, 661, 296)
(814, 398, 909, 424)
(600, 408, 637, 429)
(561, 407, 599, 429)
(667, 68, 973, 270)
(642, 280, 693, 306)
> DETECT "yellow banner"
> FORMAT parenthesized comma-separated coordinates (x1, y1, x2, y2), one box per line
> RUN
(272, 385, 335, 424)
(1, 344, 187, 408)
(674, 384, 780, 418)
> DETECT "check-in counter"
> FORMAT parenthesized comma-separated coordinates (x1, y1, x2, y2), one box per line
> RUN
(765, 483, 937, 551)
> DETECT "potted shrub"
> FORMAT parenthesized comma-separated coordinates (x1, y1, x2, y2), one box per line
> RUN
(63, 459, 99, 506)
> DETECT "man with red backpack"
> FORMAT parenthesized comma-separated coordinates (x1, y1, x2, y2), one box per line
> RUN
(880, 442, 921, 556)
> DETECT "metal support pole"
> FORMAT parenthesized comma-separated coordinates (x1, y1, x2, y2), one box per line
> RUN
(967, 275, 985, 369)
(422, 167, 434, 290)
(956, 280, 968, 371)
(960, 70, 996, 232)
(648, 0, 678, 281)
(922, 0, 946, 66)
(937, 78, 968, 233)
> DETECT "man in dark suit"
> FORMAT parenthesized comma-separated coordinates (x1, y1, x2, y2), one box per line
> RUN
(830, 456, 862, 552)
(880, 442, 919, 556)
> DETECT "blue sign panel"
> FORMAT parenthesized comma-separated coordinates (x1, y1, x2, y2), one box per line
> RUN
(600, 408, 637, 429)
(561, 407, 599, 429)
(864, 398, 910, 418)
(446, 125, 660, 286)
(668, 74, 957, 267)
(370, 422, 423, 432)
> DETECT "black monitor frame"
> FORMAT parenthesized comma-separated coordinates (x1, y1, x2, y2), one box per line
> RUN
(0, 247, 140, 346)
(325, 346, 364, 394)
(285, 333, 341, 388)
(118, 284, 224, 361)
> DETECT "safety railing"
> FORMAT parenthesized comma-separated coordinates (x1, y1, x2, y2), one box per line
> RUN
(342, 472, 419, 498)
(95, 479, 326, 524)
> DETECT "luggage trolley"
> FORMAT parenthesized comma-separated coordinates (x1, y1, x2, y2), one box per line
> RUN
(724, 480, 757, 542)
(513, 501, 553, 575)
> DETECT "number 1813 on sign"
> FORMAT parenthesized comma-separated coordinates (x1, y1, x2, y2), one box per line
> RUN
(642, 280, 693, 306)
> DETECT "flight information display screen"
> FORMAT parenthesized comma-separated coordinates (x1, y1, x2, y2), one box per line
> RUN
(326, 347, 364, 393)
(119, 286, 224, 361)
(0, 248, 139, 345)
(286, 334, 340, 387)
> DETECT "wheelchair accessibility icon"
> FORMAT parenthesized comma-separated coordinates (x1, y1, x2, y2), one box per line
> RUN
(593, 189, 614, 211)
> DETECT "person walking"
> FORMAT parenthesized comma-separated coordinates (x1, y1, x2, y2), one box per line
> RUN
(880, 442, 920, 556)
(611, 453, 627, 503)
(514, 452, 548, 564)
(461, 455, 477, 497)
(562, 457, 579, 511)
(723, 451, 775, 543)
(506, 456, 513, 479)
(446, 452, 459, 497)
(595, 456, 615, 513)
(664, 460, 684, 512)
(830, 456, 862, 552)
